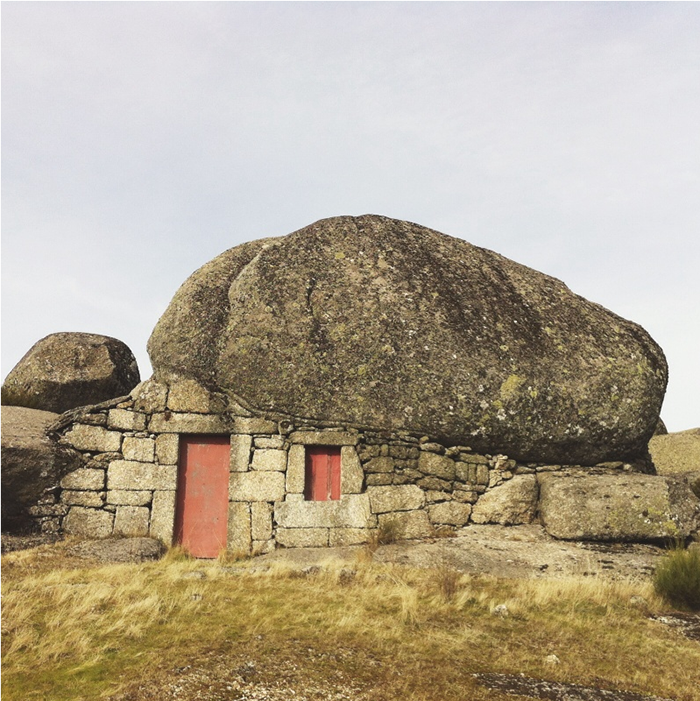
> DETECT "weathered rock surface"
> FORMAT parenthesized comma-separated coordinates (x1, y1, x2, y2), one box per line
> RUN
(149, 215, 666, 465)
(649, 428, 700, 475)
(538, 472, 700, 542)
(2, 332, 140, 414)
(67, 537, 165, 563)
(471, 475, 539, 525)
(1, 406, 83, 532)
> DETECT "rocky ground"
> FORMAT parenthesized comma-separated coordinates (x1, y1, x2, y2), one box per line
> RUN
(254, 523, 667, 581)
(3, 525, 698, 701)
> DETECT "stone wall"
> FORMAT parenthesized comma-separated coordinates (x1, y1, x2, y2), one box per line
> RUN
(48, 378, 646, 553)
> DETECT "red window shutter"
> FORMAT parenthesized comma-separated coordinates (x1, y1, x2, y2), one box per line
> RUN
(305, 447, 341, 501)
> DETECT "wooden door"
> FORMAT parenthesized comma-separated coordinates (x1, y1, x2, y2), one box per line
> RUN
(304, 447, 341, 501)
(174, 435, 230, 558)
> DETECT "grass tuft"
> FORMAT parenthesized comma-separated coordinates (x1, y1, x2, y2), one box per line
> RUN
(653, 546, 700, 611)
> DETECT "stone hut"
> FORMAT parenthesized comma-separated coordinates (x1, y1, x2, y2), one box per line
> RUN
(47, 215, 689, 556)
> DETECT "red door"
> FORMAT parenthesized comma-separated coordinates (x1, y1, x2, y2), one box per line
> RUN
(304, 447, 341, 501)
(174, 435, 230, 558)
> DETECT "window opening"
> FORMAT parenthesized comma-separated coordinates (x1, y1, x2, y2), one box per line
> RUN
(304, 446, 341, 501)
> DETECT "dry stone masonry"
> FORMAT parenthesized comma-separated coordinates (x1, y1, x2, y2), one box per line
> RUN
(45, 377, 697, 552)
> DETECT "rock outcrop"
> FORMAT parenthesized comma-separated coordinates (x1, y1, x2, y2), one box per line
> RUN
(2, 332, 140, 414)
(649, 428, 700, 475)
(538, 471, 700, 542)
(1, 406, 82, 532)
(149, 215, 666, 465)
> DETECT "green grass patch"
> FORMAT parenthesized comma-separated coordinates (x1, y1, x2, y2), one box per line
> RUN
(654, 546, 700, 611)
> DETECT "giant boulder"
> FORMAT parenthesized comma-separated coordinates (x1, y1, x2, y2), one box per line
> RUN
(2, 333, 140, 414)
(148, 215, 667, 465)
(1, 406, 82, 532)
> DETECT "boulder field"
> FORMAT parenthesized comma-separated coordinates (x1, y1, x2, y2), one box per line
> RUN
(149, 214, 667, 465)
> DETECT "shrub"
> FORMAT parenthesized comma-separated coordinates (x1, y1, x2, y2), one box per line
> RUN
(653, 546, 700, 611)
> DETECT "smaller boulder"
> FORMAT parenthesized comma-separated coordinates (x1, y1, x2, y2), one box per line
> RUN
(538, 472, 700, 542)
(2, 332, 140, 414)
(649, 428, 700, 475)
(470, 475, 539, 525)
(1, 406, 83, 532)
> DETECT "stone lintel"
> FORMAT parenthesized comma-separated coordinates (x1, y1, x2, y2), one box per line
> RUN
(289, 431, 358, 446)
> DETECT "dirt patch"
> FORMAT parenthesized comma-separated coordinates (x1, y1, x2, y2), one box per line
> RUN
(474, 673, 675, 701)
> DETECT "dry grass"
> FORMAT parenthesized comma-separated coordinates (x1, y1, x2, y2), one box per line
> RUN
(3, 541, 700, 701)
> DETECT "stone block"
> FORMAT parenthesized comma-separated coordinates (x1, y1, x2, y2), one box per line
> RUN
(276, 527, 329, 548)
(460, 454, 490, 465)
(149, 412, 229, 434)
(150, 490, 176, 543)
(252, 448, 287, 471)
(455, 464, 477, 483)
(289, 431, 358, 446)
(538, 472, 700, 541)
(108, 461, 177, 491)
(329, 528, 371, 546)
(341, 447, 364, 493)
(418, 452, 456, 480)
(107, 409, 147, 432)
(453, 489, 478, 504)
(122, 436, 155, 463)
(252, 539, 275, 555)
(230, 434, 252, 472)
(378, 510, 433, 539)
(230, 471, 285, 502)
(286, 444, 306, 493)
(64, 507, 114, 537)
(366, 474, 393, 486)
(365, 456, 394, 473)
(227, 502, 251, 554)
(132, 379, 168, 413)
(471, 475, 538, 525)
(232, 417, 279, 435)
(274, 494, 371, 529)
(251, 502, 273, 541)
(60, 468, 105, 491)
(476, 465, 490, 485)
(63, 424, 122, 453)
(166, 379, 227, 413)
(368, 485, 425, 513)
(62, 490, 105, 508)
(428, 501, 472, 526)
(107, 490, 152, 506)
(255, 436, 286, 449)
(425, 490, 452, 503)
(155, 434, 179, 465)
(418, 476, 452, 491)
(114, 506, 150, 536)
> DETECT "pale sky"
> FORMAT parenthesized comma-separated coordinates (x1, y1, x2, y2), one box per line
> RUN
(2, 2, 699, 432)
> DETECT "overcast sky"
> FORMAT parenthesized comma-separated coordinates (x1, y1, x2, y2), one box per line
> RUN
(2, 2, 699, 432)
